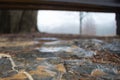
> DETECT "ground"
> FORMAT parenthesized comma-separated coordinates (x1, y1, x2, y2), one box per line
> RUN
(0, 33, 120, 80)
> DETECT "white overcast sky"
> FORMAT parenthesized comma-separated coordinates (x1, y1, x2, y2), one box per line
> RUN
(37, 10, 116, 36)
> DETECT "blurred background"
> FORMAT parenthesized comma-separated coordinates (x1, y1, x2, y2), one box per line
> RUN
(37, 10, 116, 36)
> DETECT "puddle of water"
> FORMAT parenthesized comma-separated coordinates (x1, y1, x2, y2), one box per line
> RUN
(39, 46, 71, 53)
(44, 41, 61, 45)
(34, 37, 59, 41)
(38, 46, 95, 58)
(37, 39, 96, 57)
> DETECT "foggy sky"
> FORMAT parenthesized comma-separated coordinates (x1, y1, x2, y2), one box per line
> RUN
(37, 10, 116, 36)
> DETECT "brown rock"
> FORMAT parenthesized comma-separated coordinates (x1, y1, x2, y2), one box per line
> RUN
(91, 69, 106, 77)
(55, 64, 66, 73)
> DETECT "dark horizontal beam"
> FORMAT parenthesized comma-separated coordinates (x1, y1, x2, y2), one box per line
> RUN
(0, 0, 120, 12)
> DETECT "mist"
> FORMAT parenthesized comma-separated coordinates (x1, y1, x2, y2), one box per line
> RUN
(37, 10, 116, 36)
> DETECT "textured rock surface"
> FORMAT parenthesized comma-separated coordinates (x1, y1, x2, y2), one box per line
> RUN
(0, 37, 120, 80)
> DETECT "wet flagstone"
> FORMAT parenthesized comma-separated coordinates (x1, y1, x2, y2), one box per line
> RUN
(0, 37, 120, 80)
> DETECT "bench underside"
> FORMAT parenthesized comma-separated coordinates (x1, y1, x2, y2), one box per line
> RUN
(0, 0, 120, 12)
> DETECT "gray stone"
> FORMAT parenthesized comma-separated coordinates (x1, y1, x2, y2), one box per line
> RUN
(0, 57, 15, 77)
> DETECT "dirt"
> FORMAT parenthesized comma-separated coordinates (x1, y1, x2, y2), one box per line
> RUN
(0, 33, 120, 80)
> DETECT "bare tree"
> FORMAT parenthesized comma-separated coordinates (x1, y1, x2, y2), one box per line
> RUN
(116, 13, 120, 35)
(82, 13, 96, 35)
(79, 12, 88, 34)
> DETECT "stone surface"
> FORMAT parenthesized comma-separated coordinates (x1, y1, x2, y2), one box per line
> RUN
(0, 56, 17, 78)
(0, 37, 120, 80)
(91, 69, 107, 76)
(103, 39, 120, 55)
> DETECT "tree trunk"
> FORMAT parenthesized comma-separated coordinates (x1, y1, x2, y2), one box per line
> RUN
(116, 13, 120, 36)
(0, 10, 38, 33)
(0, 10, 11, 33)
